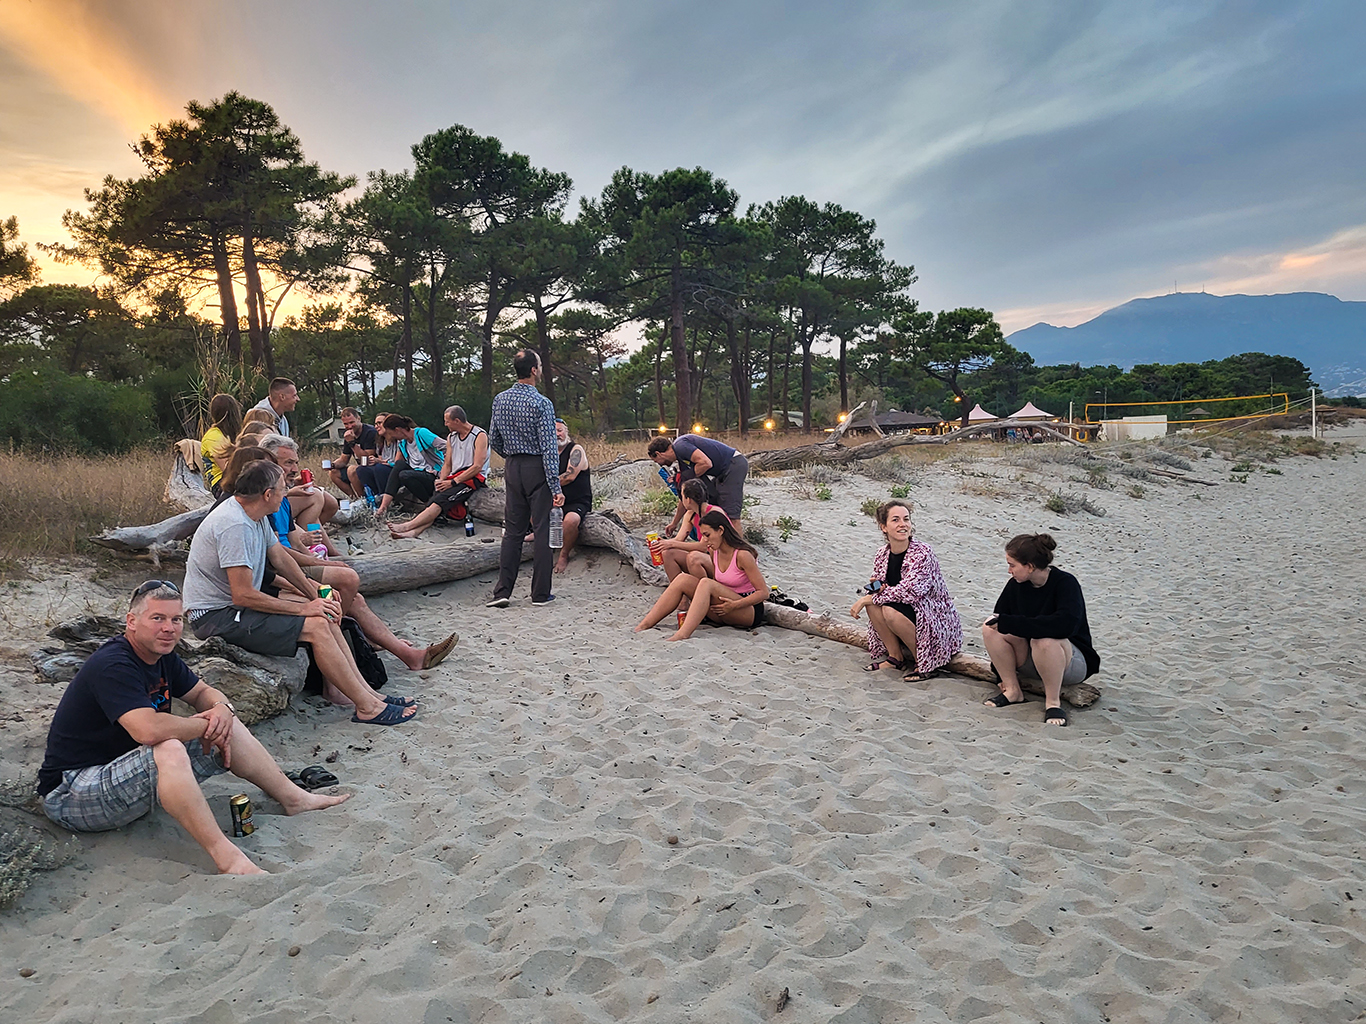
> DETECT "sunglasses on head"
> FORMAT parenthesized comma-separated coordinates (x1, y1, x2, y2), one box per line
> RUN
(131, 580, 180, 600)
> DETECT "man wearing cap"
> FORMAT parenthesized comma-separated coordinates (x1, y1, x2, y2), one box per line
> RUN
(36, 581, 350, 875)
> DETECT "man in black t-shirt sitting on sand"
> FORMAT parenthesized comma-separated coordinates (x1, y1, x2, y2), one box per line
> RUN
(36, 581, 350, 875)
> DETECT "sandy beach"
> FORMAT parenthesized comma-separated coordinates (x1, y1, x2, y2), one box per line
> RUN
(2, 425, 1364, 1023)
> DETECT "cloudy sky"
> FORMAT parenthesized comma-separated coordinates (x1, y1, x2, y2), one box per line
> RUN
(2, 0, 1363, 332)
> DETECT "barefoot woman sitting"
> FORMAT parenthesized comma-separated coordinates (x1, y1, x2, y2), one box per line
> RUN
(850, 501, 962, 681)
(635, 511, 767, 641)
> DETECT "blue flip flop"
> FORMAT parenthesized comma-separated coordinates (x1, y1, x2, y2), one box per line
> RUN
(384, 695, 418, 707)
(353, 702, 419, 725)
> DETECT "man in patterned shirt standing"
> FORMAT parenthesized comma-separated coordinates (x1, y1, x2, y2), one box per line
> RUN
(487, 349, 563, 607)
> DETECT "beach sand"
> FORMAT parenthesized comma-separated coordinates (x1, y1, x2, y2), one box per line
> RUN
(2, 426, 1364, 1023)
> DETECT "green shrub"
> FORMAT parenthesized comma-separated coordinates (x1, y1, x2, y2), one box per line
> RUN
(775, 514, 802, 541)
(744, 522, 769, 545)
(1128, 485, 1145, 498)
(861, 497, 880, 518)
(639, 488, 679, 516)
(814, 483, 833, 501)
(0, 367, 159, 452)
(889, 483, 912, 499)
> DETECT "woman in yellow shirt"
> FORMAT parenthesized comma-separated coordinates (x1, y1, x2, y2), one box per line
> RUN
(200, 394, 242, 496)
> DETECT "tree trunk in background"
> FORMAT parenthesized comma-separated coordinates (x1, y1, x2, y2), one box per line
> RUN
(480, 269, 499, 408)
(766, 326, 776, 419)
(534, 300, 556, 409)
(670, 266, 691, 434)
(839, 334, 849, 413)
(654, 323, 666, 429)
(241, 231, 275, 376)
(781, 340, 792, 431)
(401, 279, 414, 394)
(211, 234, 242, 363)
(427, 261, 443, 397)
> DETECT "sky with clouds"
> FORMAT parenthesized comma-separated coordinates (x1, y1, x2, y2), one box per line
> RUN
(2, 0, 1363, 332)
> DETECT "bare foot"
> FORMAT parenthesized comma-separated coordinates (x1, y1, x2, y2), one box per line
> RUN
(554, 558, 569, 573)
(665, 631, 688, 642)
(281, 789, 352, 815)
(218, 850, 268, 875)
(322, 682, 355, 707)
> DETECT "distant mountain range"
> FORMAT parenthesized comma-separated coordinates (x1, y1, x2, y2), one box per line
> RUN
(1006, 291, 1366, 395)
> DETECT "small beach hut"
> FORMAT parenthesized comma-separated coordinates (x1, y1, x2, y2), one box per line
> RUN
(1187, 407, 1210, 418)
(1008, 401, 1054, 420)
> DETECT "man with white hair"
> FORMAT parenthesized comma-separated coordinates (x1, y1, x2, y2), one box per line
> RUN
(37, 580, 350, 874)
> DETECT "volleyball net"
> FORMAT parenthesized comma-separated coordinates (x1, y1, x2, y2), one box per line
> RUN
(1084, 393, 1290, 426)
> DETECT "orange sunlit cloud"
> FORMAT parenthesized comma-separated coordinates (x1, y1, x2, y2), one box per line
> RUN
(0, 1, 177, 135)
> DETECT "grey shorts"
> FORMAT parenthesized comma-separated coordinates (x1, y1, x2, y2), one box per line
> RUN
(191, 605, 305, 657)
(42, 742, 225, 833)
(1020, 642, 1089, 686)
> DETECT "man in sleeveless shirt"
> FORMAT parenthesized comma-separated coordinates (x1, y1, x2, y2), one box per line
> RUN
(554, 418, 592, 573)
(387, 405, 492, 540)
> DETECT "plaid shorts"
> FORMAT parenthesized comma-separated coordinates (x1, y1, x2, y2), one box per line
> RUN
(41, 741, 226, 833)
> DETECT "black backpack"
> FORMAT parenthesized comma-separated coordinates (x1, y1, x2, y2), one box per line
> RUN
(303, 616, 388, 694)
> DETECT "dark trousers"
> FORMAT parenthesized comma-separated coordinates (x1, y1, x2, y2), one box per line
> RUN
(354, 463, 392, 497)
(384, 458, 437, 503)
(495, 455, 553, 602)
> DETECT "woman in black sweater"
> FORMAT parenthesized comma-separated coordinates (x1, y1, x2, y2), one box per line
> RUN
(981, 533, 1099, 727)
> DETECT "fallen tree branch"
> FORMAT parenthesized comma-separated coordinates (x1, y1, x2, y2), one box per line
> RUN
(760, 604, 1100, 707)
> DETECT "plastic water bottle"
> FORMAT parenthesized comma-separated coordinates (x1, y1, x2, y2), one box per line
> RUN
(363, 486, 377, 509)
(549, 506, 564, 549)
(465, 515, 475, 537)
(658, 465, 679, 497)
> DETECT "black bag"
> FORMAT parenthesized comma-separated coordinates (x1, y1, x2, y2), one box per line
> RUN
(303, 616, 388, 694)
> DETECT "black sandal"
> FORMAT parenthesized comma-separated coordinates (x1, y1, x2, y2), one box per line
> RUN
(863, 657, 904, 673)
(1043, 706, 1069, 727)
(289, 765, 341, 790)
(983, 692, 1027, 708)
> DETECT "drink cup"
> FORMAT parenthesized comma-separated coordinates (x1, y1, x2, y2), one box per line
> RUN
(322, 459, 332, 470)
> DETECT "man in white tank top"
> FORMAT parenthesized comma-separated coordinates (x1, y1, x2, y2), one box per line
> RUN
(387, 406, 491, 540)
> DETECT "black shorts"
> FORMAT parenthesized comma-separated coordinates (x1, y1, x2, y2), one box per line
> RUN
(883, 601, 916, 623)
(563, 501, 591, 521)
(725, 599, 766, 630)
(189, 606, 305, 657)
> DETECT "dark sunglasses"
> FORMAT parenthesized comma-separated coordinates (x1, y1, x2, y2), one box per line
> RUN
(131, 580, 180, 600)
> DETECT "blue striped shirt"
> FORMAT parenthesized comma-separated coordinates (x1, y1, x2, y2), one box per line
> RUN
(489, 382, 561, 496)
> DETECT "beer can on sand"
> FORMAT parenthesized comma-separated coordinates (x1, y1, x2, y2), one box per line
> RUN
(646, 532, 663, 567)
(229, 794, 255, 837)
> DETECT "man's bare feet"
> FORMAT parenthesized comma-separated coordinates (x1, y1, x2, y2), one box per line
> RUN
(280, 789, 352, 815)
(554, 558, 569, 573)
(218, 850, 268, 875)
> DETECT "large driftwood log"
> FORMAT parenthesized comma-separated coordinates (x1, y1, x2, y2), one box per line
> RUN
(760, 604, 1100, 707)
(166, 451, 214, 511)
(91, 506, 211, 553)
(32, 616, 308, 726)
(348, 509, 664, 595)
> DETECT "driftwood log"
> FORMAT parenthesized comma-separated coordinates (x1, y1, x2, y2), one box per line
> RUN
(760, 604, 1099, 707)
(349, 509, 665, 595)
(33, 615, 309, 726)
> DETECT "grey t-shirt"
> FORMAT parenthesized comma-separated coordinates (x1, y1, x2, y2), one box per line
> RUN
(251, 397, 289, 438)
(183, 498, 279, 615)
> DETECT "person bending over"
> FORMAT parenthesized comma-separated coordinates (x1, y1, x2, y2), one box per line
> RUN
(553, 418, 592, 573)
(653, 478, 732, 582)
(36, 581, 349, 875)
(257, 438, 457, 672)
(183, 459, 418, 726)
(376, 415, 446, 517)
(388, 406, 491, 540)
(980, 532, 1100, 727)
(850, 501, 962, 682)
(635, 510, 767, 641)
(646, 432, 748, 528)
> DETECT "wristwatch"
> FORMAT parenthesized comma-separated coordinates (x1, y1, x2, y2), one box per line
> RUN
(212, 700, 237, 716)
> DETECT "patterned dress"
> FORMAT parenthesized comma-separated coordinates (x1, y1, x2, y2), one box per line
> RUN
(867, 540, 963, 672)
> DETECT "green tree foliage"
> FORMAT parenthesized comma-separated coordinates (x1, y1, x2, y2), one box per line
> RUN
(0, 366, 157, 451)
(898, 307, 1011, 427)
(0, 217, 40, 299)
(52, 92, 352, 375)
(582, 167, 741, 433)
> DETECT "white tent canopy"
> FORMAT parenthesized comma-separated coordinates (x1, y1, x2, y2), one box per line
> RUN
(1008, 401, 1054, 420)
(967, 403, 997, 422)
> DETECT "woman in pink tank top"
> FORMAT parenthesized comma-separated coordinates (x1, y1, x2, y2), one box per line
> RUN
(654, 479, 734, 582)
(635, 510, 767, 641)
